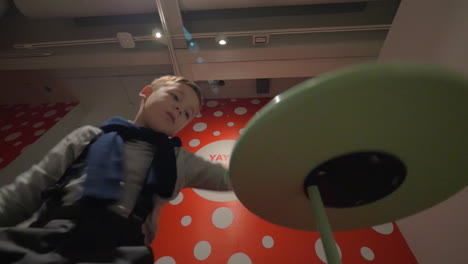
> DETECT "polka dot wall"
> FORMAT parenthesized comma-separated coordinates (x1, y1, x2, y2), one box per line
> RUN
(151, 98, 418, 264)
(0, 102, 78, 170)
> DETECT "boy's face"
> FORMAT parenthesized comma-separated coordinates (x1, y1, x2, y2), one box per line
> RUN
(141, 83, 200, 136)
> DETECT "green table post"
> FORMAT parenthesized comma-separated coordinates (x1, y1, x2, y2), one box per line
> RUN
(308, 185, 341, 264)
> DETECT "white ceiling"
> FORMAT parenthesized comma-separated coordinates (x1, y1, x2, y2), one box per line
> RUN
(0, 0, 399, 106)
(179, 0, 378, 10)
(12, 0, 381, 17)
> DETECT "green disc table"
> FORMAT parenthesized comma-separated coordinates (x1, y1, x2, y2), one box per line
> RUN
(229, 63, 468, 264)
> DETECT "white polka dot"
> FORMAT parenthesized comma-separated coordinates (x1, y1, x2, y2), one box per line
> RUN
(234, 107, 247, 115)
(15, 112, 25, 117)
(213, 131, 221, 136)
(31, 112, 38, 116)
(1, 124, 12, 131)
(213, 111, 223, 117)
(231, 99, 237, 102)
(33, 122, 44, 128)
(5, 132, 21, 142)
(155, 256, 176, 264)
(47, 103, 56, 107)
(34, 129, 46, 136)
(13, 141, 22, 147)
(262, 236, 274, 248)
(228, 253, 252, 264)
(21, 122, 28, 126)
(361, 247, 375, 261)
(193, 122, 207, 132)
(169, 192, 184, 205)
(212, 207, 234, 229)
(181, 216, 192, 226)
(189, 139, 200, 147)
(194, 241, 211, 261)
(65, 106, 74, 111)
(372, 222, 394, 235)
(315, 238, 342, 263)
(206, 100, 218, 107)
(251, 99, 260, 104)
(239, 128, 245, 134)
(196, 113, 202, 118)
(43, 110, 57, 117)
(227, 122, 234, 127)
(193, 189, 238, 202)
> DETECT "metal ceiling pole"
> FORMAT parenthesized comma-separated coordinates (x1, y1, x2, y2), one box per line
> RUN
(155, 0, 181, 76)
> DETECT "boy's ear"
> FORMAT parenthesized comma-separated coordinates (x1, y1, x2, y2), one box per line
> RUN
(139, 86, 153, 99)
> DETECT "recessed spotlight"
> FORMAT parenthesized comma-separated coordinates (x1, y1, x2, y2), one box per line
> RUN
(215, 33, 227, 46)
(152, 28, 163, 39)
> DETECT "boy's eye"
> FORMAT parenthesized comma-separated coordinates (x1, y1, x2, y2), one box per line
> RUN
(184, 111, 190, 119)
(171, 93, 179, 101)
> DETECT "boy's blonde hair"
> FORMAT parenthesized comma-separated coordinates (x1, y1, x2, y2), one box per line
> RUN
(150, 76, 202, 107)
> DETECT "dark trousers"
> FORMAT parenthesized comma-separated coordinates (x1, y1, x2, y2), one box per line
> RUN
(0, 203, 153, 264)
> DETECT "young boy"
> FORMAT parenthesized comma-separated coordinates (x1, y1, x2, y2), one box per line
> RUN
(0, 76, 231, 263)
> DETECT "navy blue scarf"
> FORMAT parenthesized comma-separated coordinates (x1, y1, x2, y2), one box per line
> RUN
(82, 116, 181, 202)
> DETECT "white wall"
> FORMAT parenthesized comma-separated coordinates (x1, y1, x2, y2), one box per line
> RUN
(379, 0, 468, 75)
(379, 0, 468, 263)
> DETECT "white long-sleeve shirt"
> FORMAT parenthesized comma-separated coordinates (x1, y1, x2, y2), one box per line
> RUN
(0, 125, 231, 244)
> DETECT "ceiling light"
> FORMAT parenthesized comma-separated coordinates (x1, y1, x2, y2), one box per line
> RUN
(215, 33, 227, 46)
(152, 28, 163, 39)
